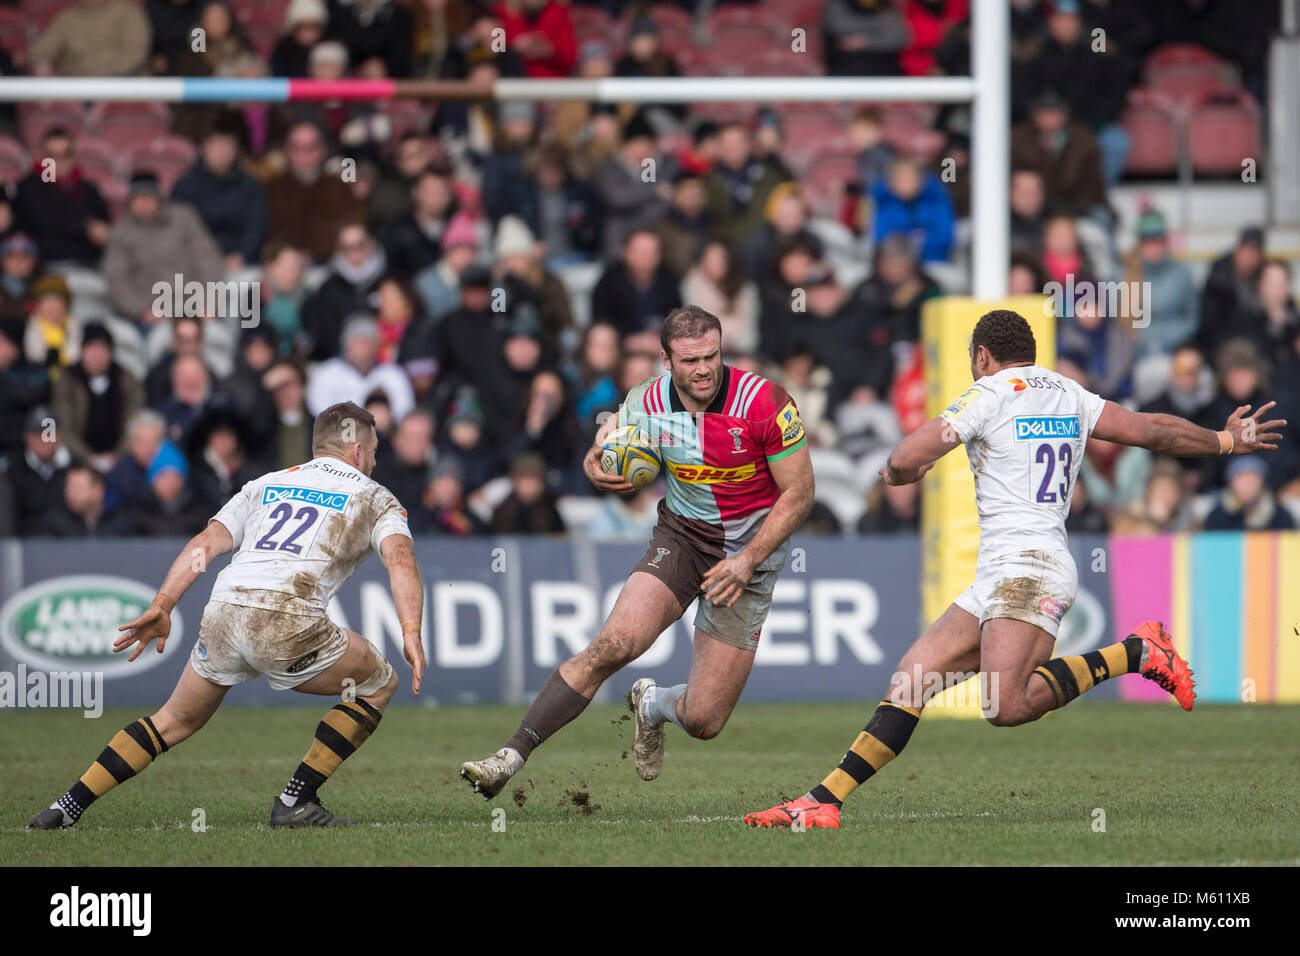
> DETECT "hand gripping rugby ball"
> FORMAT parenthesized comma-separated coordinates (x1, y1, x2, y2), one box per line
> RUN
(600, 425, 662, 489)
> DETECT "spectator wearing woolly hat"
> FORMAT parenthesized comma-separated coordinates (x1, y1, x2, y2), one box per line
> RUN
(1124, 208, 1198, 359)
(490, 450, 565, 534)
(595, 111, 669, 260)
(271, 0, 329, 78)
(8, 405, 73, 536)
(436, 390, 499, 495)
(307, 314, 416, 420)
(1206, 456, 1295, 531)
(424, 455, 488, 536)
(494, 215, 573, 356)
(171, 111, 268, 270)
(51, 321, 144, 469)
(0, 233, 39, 323)
(326, 0, 413, 79)
(412, 211, 482, 328)
(102, 171, 226, 327)
(24, 274, 80, 371)
(0, 318, 50, 460)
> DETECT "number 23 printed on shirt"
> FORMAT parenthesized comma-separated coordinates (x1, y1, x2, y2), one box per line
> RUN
(1030, 441, 1075, 504)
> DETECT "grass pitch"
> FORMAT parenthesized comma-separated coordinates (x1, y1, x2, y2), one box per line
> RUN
(2, 701, 1297, 866)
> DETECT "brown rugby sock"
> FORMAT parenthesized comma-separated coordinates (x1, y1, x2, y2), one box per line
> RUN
(505, 669, 591, 761)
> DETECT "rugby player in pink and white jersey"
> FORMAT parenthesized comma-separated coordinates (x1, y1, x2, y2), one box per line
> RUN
(461, 305, 816, 798)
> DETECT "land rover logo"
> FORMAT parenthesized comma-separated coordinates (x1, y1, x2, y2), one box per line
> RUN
(0, 576, 182, 677)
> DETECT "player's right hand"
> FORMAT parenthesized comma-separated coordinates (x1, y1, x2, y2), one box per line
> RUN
(404, 632, 426, 695)
(1225, 402, 1287, 453)
(113, 605, 172, 662)
(583, 444, 637, 495)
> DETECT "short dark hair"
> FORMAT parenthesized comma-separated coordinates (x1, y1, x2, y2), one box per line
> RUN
(660, 305, 722, 355)
(312, 401, 376, 456)
(971, 309, 1036, 364)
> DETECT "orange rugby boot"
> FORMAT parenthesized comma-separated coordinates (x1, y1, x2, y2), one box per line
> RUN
(743, 796, 840, 829)
(1132, 620, 1196, 711)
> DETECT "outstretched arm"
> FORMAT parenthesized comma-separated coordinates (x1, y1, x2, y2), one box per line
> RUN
(380, 533, 427, 694)
(113, 520, 234, 662)
(1091, 401, 1285, 456)
(882, 416, 964, 486)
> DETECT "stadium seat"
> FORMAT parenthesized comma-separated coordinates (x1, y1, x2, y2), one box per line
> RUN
(710, 24, 785, 66)
(802, 151, 859, 217)
(1147, 63, 1238, 108)
(748, 48, 824, 77)
(71, 135, 121, 191)
(1120, 98, 1180, 176)
(95, 103, 172, 152)
(18, 102, 89, 150)
(127, 135, 198, 196)
(568, 5, 615, 35)
(1188, 99, 1260, 176)
(691, 101, 760, 126)
(20, 0, 70, 33)
(1144, 42, 1232, 74)
(0, 7, 30, 62)
(880, 122, 945, 160)
(645, 5, 694, 33)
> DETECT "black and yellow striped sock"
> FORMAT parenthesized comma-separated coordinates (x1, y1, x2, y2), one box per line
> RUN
(807, 701, 921, 808)
(281, 699, 383, 806)
(57, 717, 169, 823)
(1032, 636, 1144, 708)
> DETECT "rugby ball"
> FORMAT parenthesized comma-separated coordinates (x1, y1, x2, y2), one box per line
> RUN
(600, 425, 662, 489)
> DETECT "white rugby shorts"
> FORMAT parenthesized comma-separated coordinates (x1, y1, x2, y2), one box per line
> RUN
(954, 548, 1077, 637)
(189, 600, 390, 692)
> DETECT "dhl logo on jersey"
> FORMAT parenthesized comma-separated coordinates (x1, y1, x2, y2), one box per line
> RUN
(665, 461, 758, 483)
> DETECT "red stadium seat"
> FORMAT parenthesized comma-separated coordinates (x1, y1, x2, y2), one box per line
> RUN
(691, 101, 760, 126)
(645, 5, 694, 32)
(0, 7, 31, 60)
(711, 23, 784, 64)
(1188, 99, 1260, 176)
(802, 150, 859, 216)
(746, 50, 824, 76)
(95, 103, 172, 151)
(709, 6, 785, 31)
(1148, 63, 1238, 108)
(0, 135, 30, 189)
(1120, 98, 1180, 176)
(569, 5, 614, 35)
(1144, 42, 1231, 73)
(72, 136, 122, 193)
(127, 135, 198, 196)
(881, 122, 945, 160)
(655, 24, 693, 57)
(18, 102, 89, 150)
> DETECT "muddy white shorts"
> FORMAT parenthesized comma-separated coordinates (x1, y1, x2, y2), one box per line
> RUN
(954, 548, 1077, 637)
(190, 600, 390, 692)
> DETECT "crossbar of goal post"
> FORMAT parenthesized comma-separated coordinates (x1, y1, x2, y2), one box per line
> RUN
(0, 8, 1009, 298)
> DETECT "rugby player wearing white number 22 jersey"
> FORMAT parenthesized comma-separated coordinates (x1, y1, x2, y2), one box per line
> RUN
(746, 310, 1286, 829)
(28, 402, 428, 831)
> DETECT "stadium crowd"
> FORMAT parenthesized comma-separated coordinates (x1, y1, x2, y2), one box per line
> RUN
(0, 0, 1294, 540)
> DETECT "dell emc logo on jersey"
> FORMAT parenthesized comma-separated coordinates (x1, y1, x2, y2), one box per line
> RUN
(1014, 416, 1081, 440)
(261, 486, 352, 511)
